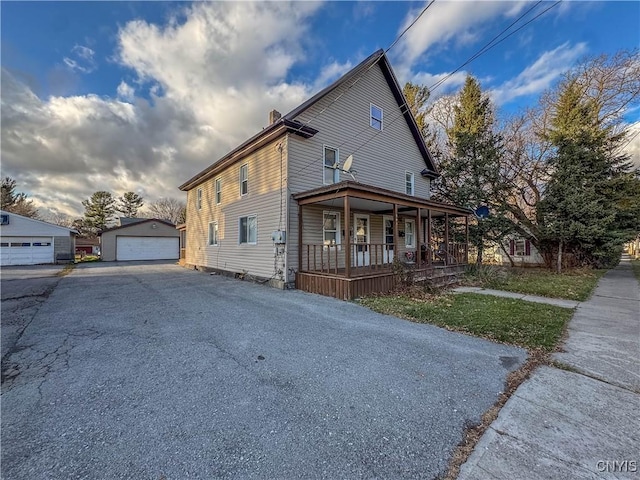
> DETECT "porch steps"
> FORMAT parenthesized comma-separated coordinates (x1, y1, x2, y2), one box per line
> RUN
(413, 265, 465, 287)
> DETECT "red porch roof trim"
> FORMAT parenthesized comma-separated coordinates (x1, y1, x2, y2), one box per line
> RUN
(292, 181, 472, 216)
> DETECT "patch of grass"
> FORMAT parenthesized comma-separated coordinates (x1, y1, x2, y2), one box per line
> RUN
(359, 292, 573, 352)
(78, 255, 101, 263)
(631, 260, 640, 283)
(57, 264, 76, 276)
(465, 267, 606, 301)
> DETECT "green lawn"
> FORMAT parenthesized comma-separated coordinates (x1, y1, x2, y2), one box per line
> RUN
(465, 267, 606, 301)
(359, 293, 574, 352)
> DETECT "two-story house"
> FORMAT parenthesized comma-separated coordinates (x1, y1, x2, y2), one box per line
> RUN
(179, 50, 470, 299)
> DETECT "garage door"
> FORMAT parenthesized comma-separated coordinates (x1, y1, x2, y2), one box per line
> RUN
(0, 236, 54, 266)
(116, 236, 179, 261)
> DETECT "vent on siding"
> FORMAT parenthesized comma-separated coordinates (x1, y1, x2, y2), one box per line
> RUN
(0, 214, 9, 225)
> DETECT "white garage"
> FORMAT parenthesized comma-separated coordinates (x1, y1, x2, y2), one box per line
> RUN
(100, 218, 180, 262)
(116, 236, 179, 261)
(0, 211, 76, 266)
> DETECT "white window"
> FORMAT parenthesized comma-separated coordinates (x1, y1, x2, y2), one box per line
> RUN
(405, 172, 414, 196)
(323, 212, 341, 246)
(405, 219, 415, 248)
(240, 164, 248, 196)
(215, 178, 221, 205)
(208, 221, 219, 246)
(196, 188, 202, 210)
(515, 239, 526, 256)
(239, 215, 257, 244)
(370, 103, 383, 130)
(323, 146, 340, 185)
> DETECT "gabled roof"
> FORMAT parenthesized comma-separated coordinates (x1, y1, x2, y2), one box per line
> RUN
(0, 209, 78, 235)
(179, 49, 439, 191)
(99, 218, 176, 235)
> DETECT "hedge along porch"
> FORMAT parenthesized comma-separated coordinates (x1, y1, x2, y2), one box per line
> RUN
(293, 181, 471, 300)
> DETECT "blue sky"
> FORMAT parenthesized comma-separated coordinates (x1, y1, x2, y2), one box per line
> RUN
(2, 1, 639, 218)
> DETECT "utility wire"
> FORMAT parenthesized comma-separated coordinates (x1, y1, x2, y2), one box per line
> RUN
(287, 0, 437, 139)
(292, 0, 562, 177)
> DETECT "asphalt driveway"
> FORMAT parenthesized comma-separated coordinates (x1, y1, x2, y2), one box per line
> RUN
(1, 261, 526, 479)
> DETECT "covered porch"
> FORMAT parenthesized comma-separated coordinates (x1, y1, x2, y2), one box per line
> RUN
(293, 181, 471, 300)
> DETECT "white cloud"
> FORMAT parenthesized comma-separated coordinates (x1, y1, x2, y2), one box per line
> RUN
(1, 2, 327, 218)
(623, 122, 640, 169)
(393, 0, 528, 79)
(313, 60, 354, 91)
(489, 42, 588, 105)
(63, 44, 97, 74)
(116, 81, 135, 101)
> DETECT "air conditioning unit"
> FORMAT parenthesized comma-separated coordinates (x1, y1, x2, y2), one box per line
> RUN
(0, 214, 9, 225)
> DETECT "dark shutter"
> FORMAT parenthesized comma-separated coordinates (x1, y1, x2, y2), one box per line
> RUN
(509, 240, 515, 255)
(525, 240, 531, 256)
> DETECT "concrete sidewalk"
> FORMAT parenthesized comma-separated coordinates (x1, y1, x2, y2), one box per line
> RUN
(459, 255, 640, 479)
(453, 286, 580, 309)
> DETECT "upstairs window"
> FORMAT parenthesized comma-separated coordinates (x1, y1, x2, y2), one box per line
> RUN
(215, 178, 221, 205)
(239, 215, 257, 244)
(196, 188, 202, 210)
(370, 104, 383, 130)
(240, 164, 248, 196)
(323, 146, 340, 185)
(405, 172, 414, 196)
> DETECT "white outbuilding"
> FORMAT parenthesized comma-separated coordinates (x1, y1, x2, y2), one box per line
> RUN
(0, 210, 76, 266)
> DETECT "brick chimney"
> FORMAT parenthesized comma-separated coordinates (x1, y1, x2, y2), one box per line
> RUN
(269, 109, 282, 125)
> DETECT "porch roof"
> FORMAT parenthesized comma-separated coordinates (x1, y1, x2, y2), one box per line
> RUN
(292, 181, 472, 216)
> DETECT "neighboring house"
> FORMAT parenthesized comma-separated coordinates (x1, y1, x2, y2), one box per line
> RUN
(0, 210, 76, 266)
(75, 237, 101, 256)
(491, 237, 545, 267)
(100, 218, 180, 262)
(179, 50, 470, 299)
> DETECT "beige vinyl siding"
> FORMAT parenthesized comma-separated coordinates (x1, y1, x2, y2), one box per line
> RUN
(185, 137, 288, 280)
(287, 63, 431, 198)
(287, 63, 431, 277)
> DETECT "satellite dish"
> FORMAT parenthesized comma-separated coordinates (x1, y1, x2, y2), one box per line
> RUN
(343, 155, 353, 172)
(475, 206, 490, 219)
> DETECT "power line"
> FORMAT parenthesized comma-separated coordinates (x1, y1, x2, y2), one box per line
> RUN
(287, 0, 437, 139)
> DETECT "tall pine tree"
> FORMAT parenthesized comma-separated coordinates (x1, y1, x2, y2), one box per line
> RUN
(436, 76, 510, 264)
(117, 192, 144, 218)
(539, 80, 632, 270)
(82, 191, 116, 233)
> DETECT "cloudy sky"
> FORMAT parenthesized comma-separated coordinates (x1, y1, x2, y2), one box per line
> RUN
(2, 1, 639, 218)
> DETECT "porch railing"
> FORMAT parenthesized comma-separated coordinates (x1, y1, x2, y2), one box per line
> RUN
(300, 243, 396, 275)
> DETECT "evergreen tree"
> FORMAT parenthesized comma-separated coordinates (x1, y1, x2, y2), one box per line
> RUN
(82, 191, 116, 232)
(538, 80, 634, 270)
(1, 177, 39, 218)
(117, 192, 144, 218)
(436, 76, 510, 264)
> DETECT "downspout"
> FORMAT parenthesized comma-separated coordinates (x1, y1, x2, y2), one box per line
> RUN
(284, 133, 290, 287)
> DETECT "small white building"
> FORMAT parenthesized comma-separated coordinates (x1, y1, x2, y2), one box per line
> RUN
(0, 210, 76, 266)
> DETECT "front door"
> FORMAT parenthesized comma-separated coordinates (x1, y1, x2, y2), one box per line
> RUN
(383, 216, 394, 264)
(353, 214, 370, 267)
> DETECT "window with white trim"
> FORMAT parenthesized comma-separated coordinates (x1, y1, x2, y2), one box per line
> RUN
(405, 171, 414, 196)
(323, 212, 341, 247)
(405, 219, 415, 248)
(239, 215, 257, 244)
(196, 188, 202, 210)
(240, 164, 248, 196)
(515, 239, 526, 256)
(370, 104, 383, 130)
(215, 178, 221, 205)
(208, 221, 219, 246)
(323, 146, 340, 185)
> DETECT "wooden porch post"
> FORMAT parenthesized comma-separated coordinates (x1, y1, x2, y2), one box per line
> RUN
(465, 215, 469, 265)
(444, 212, 449, 266)
(344, 195, 351, 278)
(393, 203, 399, 261)
(298, 203, 303, 272)
(416, 208, 422, 263)
(426, 209, 432, 265)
